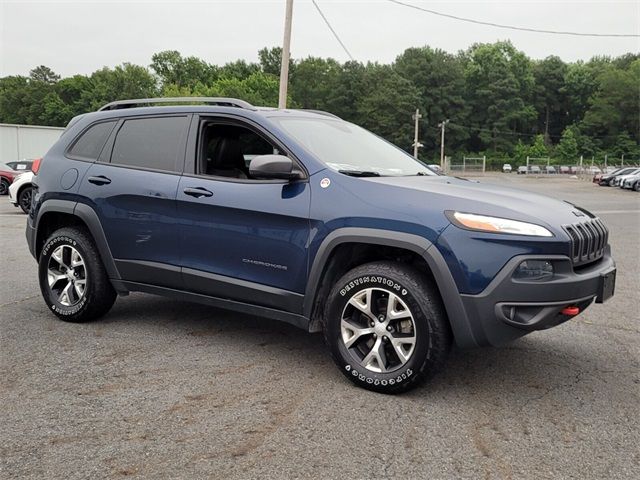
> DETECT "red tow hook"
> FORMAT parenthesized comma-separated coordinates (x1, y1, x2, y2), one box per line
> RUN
(561, 306, 580, 316)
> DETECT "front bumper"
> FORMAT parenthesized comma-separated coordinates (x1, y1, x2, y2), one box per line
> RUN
(458, 249, 616, 347)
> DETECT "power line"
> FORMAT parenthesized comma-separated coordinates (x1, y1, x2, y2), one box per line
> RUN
(312, 0, 355, 61)
(387, 0, 640, 38)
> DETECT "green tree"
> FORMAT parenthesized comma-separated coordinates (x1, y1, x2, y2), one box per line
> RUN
(532, 56, 568, 144)
(258, 47, 283, 76)
(463, 41, 536, 153)
(394, 47, 469, 158)
(290, 56, 341, 109)
(355, 64, 421, 151)
(30, 65, 60, 84)
(556, 127, 579, 161)
(150, 50, 217, 89)
(581, 59, 640, 149)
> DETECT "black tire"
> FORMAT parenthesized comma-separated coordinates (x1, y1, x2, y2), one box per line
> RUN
(18, 185, 33, 214)
(38, 227, 116, 323)
(323, 261, 452, 394)
(634, 181, 640, 192)
(0, 178, 9, 195)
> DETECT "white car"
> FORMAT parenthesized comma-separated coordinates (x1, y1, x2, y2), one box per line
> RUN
(621, 173, 640, 191)
(502, 163, 512, 173)
(8, 171, 34, 214)
(611, 168, 640, 187)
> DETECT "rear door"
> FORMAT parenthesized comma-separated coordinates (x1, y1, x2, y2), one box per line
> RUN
(77, 114, 190, 287)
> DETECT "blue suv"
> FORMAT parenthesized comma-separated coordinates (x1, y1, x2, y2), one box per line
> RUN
(26, 97, 616, 393)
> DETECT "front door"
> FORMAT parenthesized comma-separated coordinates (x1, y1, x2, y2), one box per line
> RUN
(177, 119, 310, 313)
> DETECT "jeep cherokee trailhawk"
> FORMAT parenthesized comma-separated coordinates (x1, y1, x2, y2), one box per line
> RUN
(26, 97, 616, 393)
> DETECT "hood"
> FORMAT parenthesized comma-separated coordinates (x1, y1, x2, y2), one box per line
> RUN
(363, 175, 591, 233)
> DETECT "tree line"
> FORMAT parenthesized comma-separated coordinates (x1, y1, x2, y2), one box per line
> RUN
(1, 42, 638, 164)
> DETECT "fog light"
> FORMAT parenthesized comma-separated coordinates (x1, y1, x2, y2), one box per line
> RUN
(514, 260, 554, 280)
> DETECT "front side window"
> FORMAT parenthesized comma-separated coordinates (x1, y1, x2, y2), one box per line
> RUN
(68, 121, 117, 160)
(271, 117, 434, 177)
(111, 116, 188, 171)
(199, 123, 281, 179)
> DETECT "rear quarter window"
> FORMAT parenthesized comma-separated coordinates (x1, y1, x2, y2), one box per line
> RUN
(67, 121, 117, 160)
(110, 116, 188, 172)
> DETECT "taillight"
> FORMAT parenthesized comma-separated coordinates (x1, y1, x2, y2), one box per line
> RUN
(32, 157, 42, 175)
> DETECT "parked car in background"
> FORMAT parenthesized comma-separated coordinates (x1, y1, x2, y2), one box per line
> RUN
(598, 167, 638, 186)
(0, 166, 16, 195)
(611, 168, 640, 187)
(560, 166, 570, 174)
(545, 165, 557, 174)
(621, 172, 640, 191)
(8, 171, 35, 213)
(427, 164, 443, 174)
(530, 165, 541, 174)
(588, 166, 602, 175)
(517, 166, 528, 174)
(5, 160, 34, 172)
(502, 163, 512, 173)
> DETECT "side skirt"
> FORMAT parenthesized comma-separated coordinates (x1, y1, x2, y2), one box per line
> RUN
(115, 280, 310, 331)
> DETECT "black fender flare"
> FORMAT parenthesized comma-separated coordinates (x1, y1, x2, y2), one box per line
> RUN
(35, 199, 121, 280)
(303, 227, 479, 348)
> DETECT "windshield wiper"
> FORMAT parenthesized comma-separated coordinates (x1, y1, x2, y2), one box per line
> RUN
(338, 170, 381, 177)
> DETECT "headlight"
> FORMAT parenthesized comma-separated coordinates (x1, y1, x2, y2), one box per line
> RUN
(448, 211, 553, 237)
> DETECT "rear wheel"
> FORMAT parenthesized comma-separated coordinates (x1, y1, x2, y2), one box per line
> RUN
(0, 178, 9, 195)
(38, 227, 116, 322)
(18, 185, 33, 214)
(324, 261, 452, 394)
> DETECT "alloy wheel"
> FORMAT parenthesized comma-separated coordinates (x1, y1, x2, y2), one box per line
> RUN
(340, 287, 417, 373)
(47, 245, 87, 306)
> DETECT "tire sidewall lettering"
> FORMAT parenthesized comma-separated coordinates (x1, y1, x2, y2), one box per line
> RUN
(41, 235, 88, 315)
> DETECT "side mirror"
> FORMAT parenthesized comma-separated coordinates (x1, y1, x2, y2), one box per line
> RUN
(249, 154, 301, 180)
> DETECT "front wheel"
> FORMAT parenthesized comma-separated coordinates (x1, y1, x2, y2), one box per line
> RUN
(324, 261, 452, 394)
(38, 227, 116, 322)
(0, 178, 9, 195)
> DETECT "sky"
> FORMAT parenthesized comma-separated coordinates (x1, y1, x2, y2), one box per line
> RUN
(1, 0, 639, 77)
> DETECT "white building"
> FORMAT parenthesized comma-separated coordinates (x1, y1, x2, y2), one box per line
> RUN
(1, 123, 65, 162)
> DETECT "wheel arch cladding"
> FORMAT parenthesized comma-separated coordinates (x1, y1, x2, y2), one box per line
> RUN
(304, 227, 480, 348)
(35, 200, 121, 281)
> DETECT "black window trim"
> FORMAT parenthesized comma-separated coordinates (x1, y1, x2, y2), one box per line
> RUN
(106, 113, 191, 175)
(64, 118, 119, 162)
(183, 113, 309, 185)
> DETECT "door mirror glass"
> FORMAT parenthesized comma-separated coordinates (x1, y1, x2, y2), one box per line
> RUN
(249, 154, 300, 180)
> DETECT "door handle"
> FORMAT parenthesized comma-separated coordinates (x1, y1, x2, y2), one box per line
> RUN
(183, 187, 213, 198)
(87, 175, 111, 186)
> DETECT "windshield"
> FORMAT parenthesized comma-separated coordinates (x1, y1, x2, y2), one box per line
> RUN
(271, 117, 435, 176)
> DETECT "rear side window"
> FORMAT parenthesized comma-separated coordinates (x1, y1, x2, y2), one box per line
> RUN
(111, 116, 188, 172)
(68, 121, 117, 160)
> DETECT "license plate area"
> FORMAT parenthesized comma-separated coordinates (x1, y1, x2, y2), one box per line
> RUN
(596, 269, 616, 303)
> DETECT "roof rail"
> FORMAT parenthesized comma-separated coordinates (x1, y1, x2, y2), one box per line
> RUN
(98, 97, 256, 112)
(300, 109, 341, 120)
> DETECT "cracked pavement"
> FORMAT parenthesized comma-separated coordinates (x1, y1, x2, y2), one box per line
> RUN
(1, 174, 638, 479)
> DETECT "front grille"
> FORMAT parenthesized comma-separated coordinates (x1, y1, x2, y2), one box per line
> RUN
(563, 218, 608, 266)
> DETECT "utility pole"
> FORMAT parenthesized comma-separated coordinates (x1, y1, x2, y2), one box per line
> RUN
(412, 109, 422, 158)
(278, 0, 294, 109)
(438, 119, 449, 169)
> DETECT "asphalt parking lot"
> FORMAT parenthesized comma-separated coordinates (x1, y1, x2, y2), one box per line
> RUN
(1, 174, 638, 479)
